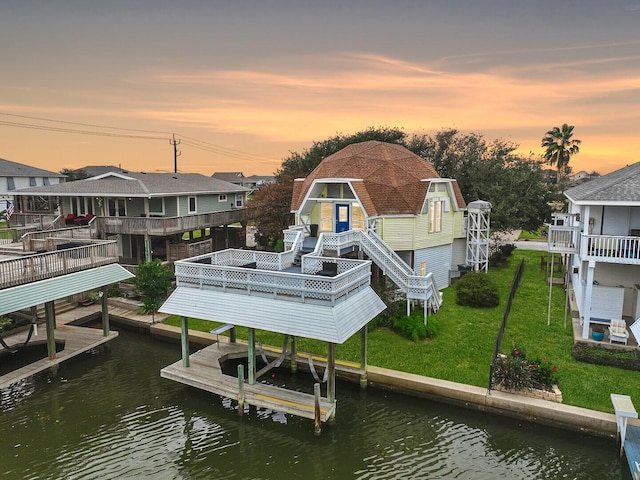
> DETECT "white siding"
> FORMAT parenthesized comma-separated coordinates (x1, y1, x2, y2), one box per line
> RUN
(451, 238, 467, 268)
(414, 244, 452, 289)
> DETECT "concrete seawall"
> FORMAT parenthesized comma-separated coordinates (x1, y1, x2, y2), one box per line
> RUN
(147, 322, 618, 439)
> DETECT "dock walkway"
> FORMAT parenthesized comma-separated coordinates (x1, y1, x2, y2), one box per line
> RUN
(161, 342, 336, 422)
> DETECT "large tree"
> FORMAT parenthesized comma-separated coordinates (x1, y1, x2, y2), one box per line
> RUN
(541, 123, 581, 183)
(422, 129, 553, 231)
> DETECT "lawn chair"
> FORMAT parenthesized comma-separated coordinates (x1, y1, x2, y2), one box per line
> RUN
(609, 319, 629, 345)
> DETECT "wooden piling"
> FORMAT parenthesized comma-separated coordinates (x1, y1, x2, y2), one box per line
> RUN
(314, 383, 321, 436)
(237, 364, 245, 416)
(181, 316, 190, 367)
(45, 301, 56, 360)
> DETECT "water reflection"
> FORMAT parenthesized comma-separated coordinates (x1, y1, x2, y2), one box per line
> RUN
(0, 329, 624, 479)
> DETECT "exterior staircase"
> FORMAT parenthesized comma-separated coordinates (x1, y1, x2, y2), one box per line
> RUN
(288, 228, 442, 311)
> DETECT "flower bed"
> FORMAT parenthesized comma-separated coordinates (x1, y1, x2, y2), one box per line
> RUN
(493, 383, 563, 403)
(491, 346, 560, 400)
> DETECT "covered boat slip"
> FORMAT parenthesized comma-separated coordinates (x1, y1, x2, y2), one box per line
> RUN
(159, 248, 386, 427)
(0, 323, 118, 390)
(161, 341, 337, 423)
(0, 264, 133, 388)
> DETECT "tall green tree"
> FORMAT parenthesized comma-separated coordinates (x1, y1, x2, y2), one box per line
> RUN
(541, 124, 581, 183)
(423, 129, 553, 231)
(134, 260, 173, 323)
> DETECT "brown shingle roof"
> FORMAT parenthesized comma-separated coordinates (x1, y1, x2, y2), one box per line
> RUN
(291, 141, 441, 215)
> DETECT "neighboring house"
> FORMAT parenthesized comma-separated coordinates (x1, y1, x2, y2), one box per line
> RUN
(569, 170, 600, 186)
(290, 140, 467, 289)
(0, 157, 65, 212)
(12, 171, 250, 264)
(212, 172, 275, 191)
(547, 162, 640, 339)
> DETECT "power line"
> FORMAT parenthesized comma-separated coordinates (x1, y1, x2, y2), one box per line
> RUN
(0, 111, 277, 163)
(0, 120, 166, 140)
(0, 111, 171, 135)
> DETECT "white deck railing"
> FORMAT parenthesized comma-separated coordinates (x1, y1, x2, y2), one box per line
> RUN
(175, 249, 372, 306)
(547, 225, 580, 253)
(582, 235, 640, 264)
(0, 240, 118, 289)
(316, 230, 441, 307)
(21, 225, 93, 251)
(548, 224, 640, 264)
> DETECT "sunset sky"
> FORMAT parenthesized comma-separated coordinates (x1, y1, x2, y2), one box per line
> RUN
(1, 1, 639, 177)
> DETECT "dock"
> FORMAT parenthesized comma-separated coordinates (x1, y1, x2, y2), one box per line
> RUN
(0, 324, 118, 389)
(611, 393, 640, 479)
(161, 341, 337, 422)
(625, 425, 640, 479)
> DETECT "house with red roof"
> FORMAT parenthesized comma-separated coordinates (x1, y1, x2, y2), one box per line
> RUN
(289, 140, 467, 289)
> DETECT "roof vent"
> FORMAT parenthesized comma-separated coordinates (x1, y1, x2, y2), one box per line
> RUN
(172, 176, 178, 179)
(141, 171, 146, 174)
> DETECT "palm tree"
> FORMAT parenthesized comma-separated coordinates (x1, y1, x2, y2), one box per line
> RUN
(541, 124, 581, 183)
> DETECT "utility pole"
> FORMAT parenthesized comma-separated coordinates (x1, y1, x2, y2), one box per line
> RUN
(170, 134, 181, 173)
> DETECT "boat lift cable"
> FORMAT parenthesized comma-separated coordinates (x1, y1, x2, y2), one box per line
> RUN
(308, 354, 329, 384)
(0, 321, 37, 354)
(255, 336, 289, 379)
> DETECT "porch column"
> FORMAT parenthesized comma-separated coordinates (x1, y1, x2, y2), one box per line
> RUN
(45, 301, 56, 360)
(101, 286, 109, 336)
(248, 328, 256, 385)
(582, 260, 596, 339)
(144, 234, 152, 262)
(181, 316, 190, 367)
(360, 326, 368, 388)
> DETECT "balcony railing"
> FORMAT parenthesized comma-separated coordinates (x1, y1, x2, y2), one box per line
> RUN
(547, 224, 580, 253)
(582, 235, 640, 264)
(7, 212, 59, 229)
(95, 209, 250, 236)
(175, 249, 372, 307)
(0, 240, 118, 289)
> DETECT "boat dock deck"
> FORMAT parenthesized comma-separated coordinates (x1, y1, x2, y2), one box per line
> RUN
(0, 305, 118, 389)
(161, 342, 337, 423)
(624, 425, 640, 479)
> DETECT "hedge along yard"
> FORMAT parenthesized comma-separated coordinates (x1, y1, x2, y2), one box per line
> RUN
(164, 248, 640, 414)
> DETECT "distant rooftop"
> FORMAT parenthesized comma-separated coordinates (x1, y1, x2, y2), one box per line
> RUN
(0, 158, 66, 178)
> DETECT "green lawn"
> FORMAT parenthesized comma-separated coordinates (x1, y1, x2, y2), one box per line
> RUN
(164, 249, 639, 413)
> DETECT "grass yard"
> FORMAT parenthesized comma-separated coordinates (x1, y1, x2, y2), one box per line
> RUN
(164, 248, 639, 413)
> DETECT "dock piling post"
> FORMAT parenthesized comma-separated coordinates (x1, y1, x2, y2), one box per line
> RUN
(314, 383, 321, 436)
(248, 328, 256, 385)
(290, 336, 298, 373)
(45, 301, 56, 360)
(101, 286, 109, 337)
(237, 364, 245, 416)
(360, 326, 368, 388)
(181, 316, 190, 367)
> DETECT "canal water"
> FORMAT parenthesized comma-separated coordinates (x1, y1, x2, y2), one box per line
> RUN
(0, 328, 627, 479)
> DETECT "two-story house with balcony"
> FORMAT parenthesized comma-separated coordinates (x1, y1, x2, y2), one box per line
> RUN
(0, 157, 65, 213)
(547, 162, 640, 339)
(11, 170, 250, 264)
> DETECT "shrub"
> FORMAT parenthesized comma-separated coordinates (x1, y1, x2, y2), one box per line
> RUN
(489, 249, 508, 267)
(454, 272, 499, 308)
(499, 243, 516, 257)
(572, 343, 640, 371)
(492, 347, 558, 391)
(492, 355, 532, 391)
(393, 312, 427, 342)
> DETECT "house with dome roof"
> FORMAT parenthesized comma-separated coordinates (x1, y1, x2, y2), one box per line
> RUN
(289, 140, 468, 289)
